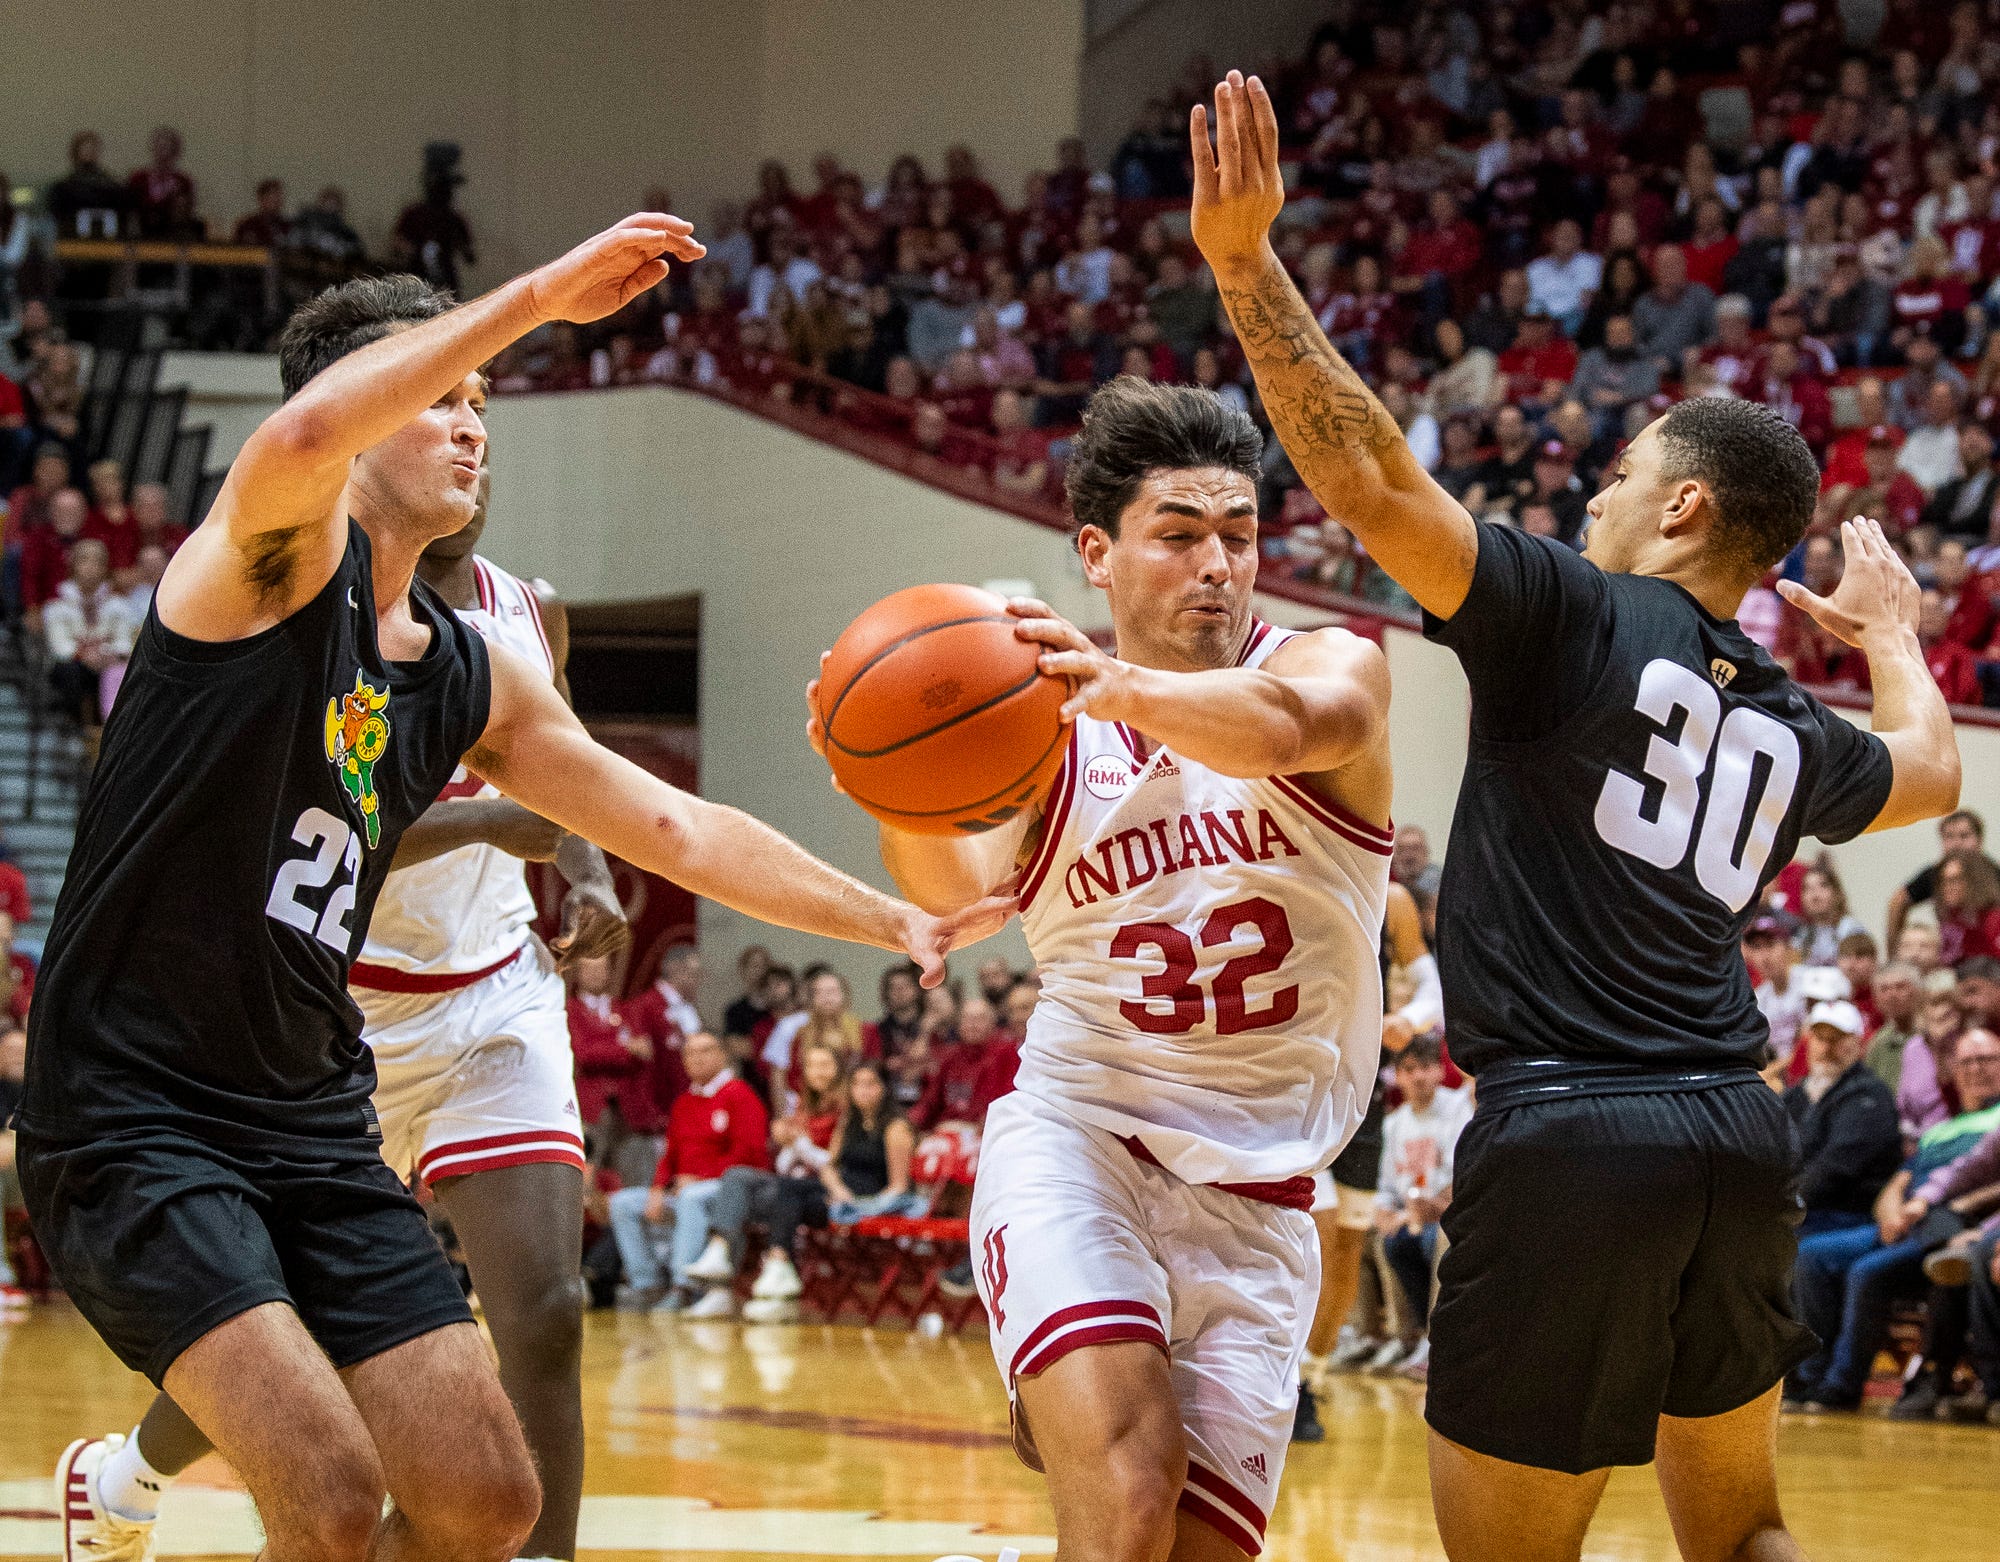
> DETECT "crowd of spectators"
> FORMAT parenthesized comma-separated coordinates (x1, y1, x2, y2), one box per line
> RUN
(1754, 807, 2000, 1422)
(10, 128, 462, 348)
(0, 440, 188, 732)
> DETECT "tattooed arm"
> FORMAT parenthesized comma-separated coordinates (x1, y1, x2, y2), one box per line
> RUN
(1190, 72, 1479, 619)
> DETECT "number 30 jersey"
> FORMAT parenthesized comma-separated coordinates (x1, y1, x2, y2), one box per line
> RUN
(17, 522, 491, 1149)
(1423, 522, 1895, 1078)
(1013, 621, 1391, 1188)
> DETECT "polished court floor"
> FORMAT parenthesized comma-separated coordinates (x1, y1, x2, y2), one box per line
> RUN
(2, 1305, 1996, 1560)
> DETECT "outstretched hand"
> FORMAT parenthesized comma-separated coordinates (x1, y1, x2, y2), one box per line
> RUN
(1190, 70, 1285, 276)
(1776, 518, 1919, 649)
(527, 213, 705, 326)
(901, 885, 1021, 988)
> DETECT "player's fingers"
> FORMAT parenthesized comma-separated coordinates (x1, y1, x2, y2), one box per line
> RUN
(1247, 75, 1280, 183)
(1190, 105, 1218, 203)
(1214, 79, 1243, 190)
(909, 930, 947, 989)
(1037, 650, 1095, 681)
(620, 260, 670, 303)
(1775, 579, 1834, 623)
(1012, 616, 1081, 647)
(1006, 595, 1058, 619)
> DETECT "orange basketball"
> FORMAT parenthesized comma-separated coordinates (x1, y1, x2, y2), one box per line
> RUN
(818, 583, 1071, 835)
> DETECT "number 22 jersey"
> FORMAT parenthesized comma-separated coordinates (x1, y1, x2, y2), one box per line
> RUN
(1012, 620, 1392, 1187)
(16, 521, 492, 1149)
(1423, 522, 1894, 1077)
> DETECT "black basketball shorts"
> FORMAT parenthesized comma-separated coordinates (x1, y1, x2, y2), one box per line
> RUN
(1424, 1075, 1814, 1474)
(18, 1130, 473, 1386)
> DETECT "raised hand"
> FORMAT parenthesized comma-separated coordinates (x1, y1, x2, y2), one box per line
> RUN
(1776, 518, 1920, 650)
(526, 214, 705, 326)
(1190, 71, 1285, 277)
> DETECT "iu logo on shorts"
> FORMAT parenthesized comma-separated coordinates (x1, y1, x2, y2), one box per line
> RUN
(982, 1225, 1010, 1329)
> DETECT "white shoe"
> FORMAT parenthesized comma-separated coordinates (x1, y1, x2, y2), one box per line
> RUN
(751, 1248, 802, 1300)
(56, 1437, 157, 1562)
(681, 1286, 737, 1319)
(1331, 1332, 1380, 1370)
(685, 1235, 735, 1285)
(1363, 1338, 1409, 1374)
(1397, 1338, 1431, 1379)
(741, 1296, 800, 1324)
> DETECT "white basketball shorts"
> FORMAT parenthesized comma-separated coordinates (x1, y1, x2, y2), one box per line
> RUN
(358, 941, 586, 1185)
(969, 1091, 1316, 1556)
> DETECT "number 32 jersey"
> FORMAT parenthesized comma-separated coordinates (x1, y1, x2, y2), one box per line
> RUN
(1423, 523, 1894, 1076)
(17, 522, 491, 1149)
(1013, 621, 1392, 1188)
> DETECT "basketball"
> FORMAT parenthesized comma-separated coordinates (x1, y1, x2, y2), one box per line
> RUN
(817, 583, 1071, 835)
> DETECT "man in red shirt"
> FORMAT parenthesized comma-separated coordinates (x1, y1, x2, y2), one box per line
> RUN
(1823, 383, 1896, 492)
(605, 1030, 768, 1311)
(21, 490, 113, 619)
(125, 127, 197, 240)
(6, 445, 72, 544)
(1496, 310, 1578, 410)
(1921, 589, 1984, 705)
(567, 954, 651, 1137)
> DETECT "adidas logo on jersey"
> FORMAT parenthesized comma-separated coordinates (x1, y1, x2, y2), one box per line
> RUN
(1239, 1452, 1268, 1483)
(1061, 808, 1301, 908)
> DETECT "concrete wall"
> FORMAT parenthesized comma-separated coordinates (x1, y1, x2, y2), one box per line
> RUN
(12, 2, 1082, 289)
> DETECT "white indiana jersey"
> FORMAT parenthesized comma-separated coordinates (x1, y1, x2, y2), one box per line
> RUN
(356, 557, 556, 979)
(1013, 619, 1391, 1187)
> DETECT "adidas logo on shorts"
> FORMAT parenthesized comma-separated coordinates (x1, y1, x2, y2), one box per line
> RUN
(1239, 1452, 1268, 1483)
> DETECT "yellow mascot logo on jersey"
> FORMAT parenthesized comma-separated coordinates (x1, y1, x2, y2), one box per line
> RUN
(325, 671, 392, 849)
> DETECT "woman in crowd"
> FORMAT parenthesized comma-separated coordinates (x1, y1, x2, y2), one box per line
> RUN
(763, 965, 871, 1100)
(1796, 864, 1868, 967)
(1935, 850, 2000, 967)
(822, 1060, 924, 1223)
(686, 1039, 846, 1316)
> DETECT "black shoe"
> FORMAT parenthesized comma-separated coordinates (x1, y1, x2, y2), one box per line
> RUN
(937, 1260, 977, 1299)
(1291, 1380, 1325, 1444)
(1802, 1389, 1863, 1413)
(1889, 1373, 1943, 1421)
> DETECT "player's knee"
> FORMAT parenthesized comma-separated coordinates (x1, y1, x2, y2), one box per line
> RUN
(267, 1465, 388, 1562)
(405, 1450, 543, 1562)
(1099, 1429, 1187, 1560)
(495, 1271, 586, 1380)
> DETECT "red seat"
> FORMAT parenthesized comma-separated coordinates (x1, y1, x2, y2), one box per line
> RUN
(798, 1216, 984, 1332)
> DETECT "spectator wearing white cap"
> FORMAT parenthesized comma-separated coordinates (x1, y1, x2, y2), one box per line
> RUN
(1783, 1000, 1904, 1237)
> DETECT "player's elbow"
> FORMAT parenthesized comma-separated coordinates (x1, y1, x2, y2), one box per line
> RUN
(252, 401, 341, 468)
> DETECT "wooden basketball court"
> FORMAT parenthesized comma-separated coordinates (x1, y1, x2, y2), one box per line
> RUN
(2, 1306, 1993, 1560)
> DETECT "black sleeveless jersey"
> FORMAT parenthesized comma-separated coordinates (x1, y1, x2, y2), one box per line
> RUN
(16, 522, 491, 1148)
(1422, 523, 1894, 1079)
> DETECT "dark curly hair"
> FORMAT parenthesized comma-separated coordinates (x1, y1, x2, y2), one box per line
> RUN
(1654, 398, 1821, 577)
(277, 274, 456, 401)
(1064, 377, 1263, 538)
